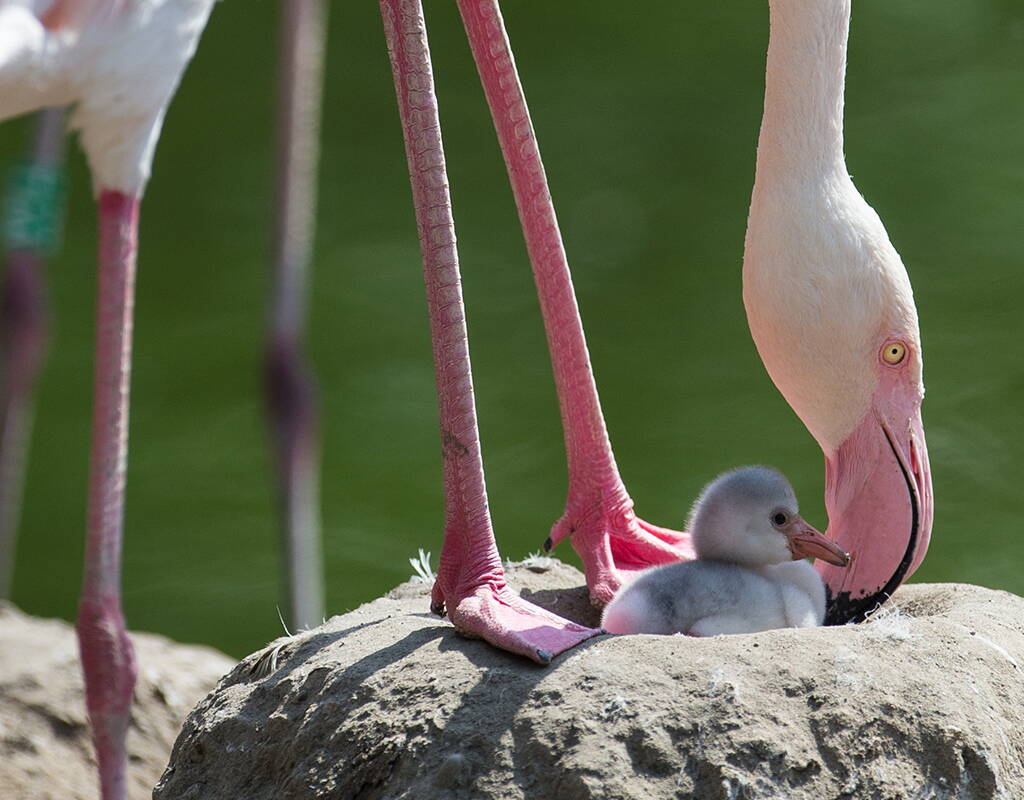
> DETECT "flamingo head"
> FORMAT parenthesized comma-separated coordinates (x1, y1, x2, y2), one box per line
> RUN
(743, 184, 933, 624)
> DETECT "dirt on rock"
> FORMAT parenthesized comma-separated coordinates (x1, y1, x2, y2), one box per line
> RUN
(0, 602, 235, 800)
(156, 560, 1024, 799)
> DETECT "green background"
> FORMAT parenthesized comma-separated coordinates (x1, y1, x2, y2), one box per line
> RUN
(4, 1, 1023, 657)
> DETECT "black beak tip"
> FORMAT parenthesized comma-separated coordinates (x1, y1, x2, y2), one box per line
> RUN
(543, 536, 553, 553)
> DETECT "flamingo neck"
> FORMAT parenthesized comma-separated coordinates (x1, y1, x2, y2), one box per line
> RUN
(756, 0, 850, 181)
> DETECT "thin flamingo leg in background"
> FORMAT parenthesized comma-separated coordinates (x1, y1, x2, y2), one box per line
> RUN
(76, 192, 140, 800)
(457, 0, 695, 606)
(266, 0, 327, 632)
(379, 0, 599, 663)
(0, 107, 66, 599)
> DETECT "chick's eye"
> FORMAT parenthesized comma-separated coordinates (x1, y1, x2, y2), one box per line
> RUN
(772, 512, 787, 527)
(881, 341, 906, 365)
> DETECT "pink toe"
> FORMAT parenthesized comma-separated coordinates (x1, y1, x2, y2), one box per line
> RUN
(446, 584, 601, 664)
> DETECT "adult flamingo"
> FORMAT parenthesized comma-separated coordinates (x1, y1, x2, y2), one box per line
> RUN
(0, 2, 216, 798)
(743, 0, 934, 623)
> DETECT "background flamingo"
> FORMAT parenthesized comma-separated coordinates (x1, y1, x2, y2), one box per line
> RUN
(0, 2, 215, 798)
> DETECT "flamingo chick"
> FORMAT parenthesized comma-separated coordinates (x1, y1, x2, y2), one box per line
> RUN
(602, 467, 849, 636)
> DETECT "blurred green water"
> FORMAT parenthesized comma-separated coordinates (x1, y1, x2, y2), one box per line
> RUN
(3, 1, 1023, 658)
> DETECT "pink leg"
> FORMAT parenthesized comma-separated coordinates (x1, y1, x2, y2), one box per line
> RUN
(456, 0, 695, 606)
(76, 191, 140, 800)
(379, 0, 599, 663)
(265, 0, 327, 632)
(0, 107, 66, 598)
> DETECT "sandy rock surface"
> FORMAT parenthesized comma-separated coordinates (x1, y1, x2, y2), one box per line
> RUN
(156, 560, 1024, 800)
(0, 602, 235, 800)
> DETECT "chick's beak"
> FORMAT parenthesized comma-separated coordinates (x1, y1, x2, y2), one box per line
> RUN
(786, 517, 850, 567)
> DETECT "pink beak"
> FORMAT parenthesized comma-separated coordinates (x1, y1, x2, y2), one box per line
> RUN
(819, 380, 933, 623)
(785, 518, 850, 566)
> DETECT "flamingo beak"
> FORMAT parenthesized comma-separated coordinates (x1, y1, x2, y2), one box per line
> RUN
(785, 517, 850, 566)
(819, 383, 933, 624)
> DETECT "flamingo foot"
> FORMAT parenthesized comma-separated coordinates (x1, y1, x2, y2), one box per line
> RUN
(432, 577, 600, 664)
(77, 594, 137, 800)
(546, 498, 696, 607)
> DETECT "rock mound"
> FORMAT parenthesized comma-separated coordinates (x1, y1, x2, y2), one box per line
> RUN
(0, 602, 235, 800)
(156, 561, 1024, 799)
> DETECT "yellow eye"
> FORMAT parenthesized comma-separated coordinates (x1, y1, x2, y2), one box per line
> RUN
(881, 341, 906, 365)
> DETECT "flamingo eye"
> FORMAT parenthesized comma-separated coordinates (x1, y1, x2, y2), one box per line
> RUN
(772, 512, 787, 527)
(881, 341, 906, 365)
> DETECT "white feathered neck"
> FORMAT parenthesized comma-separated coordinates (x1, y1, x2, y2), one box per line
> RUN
(742, 0, 922, 454)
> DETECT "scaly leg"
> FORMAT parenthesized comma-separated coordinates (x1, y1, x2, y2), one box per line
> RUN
(379, 0, 599, 663)
(77, 191, 140, 800)
(266, 0, 327, 632)
(457, 0, 694, 606)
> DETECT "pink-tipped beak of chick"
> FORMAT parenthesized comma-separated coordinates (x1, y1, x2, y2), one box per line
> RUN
(784, 517, 850, 566)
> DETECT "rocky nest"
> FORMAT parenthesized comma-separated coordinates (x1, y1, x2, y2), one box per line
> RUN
(156, 560, 1024, 799)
